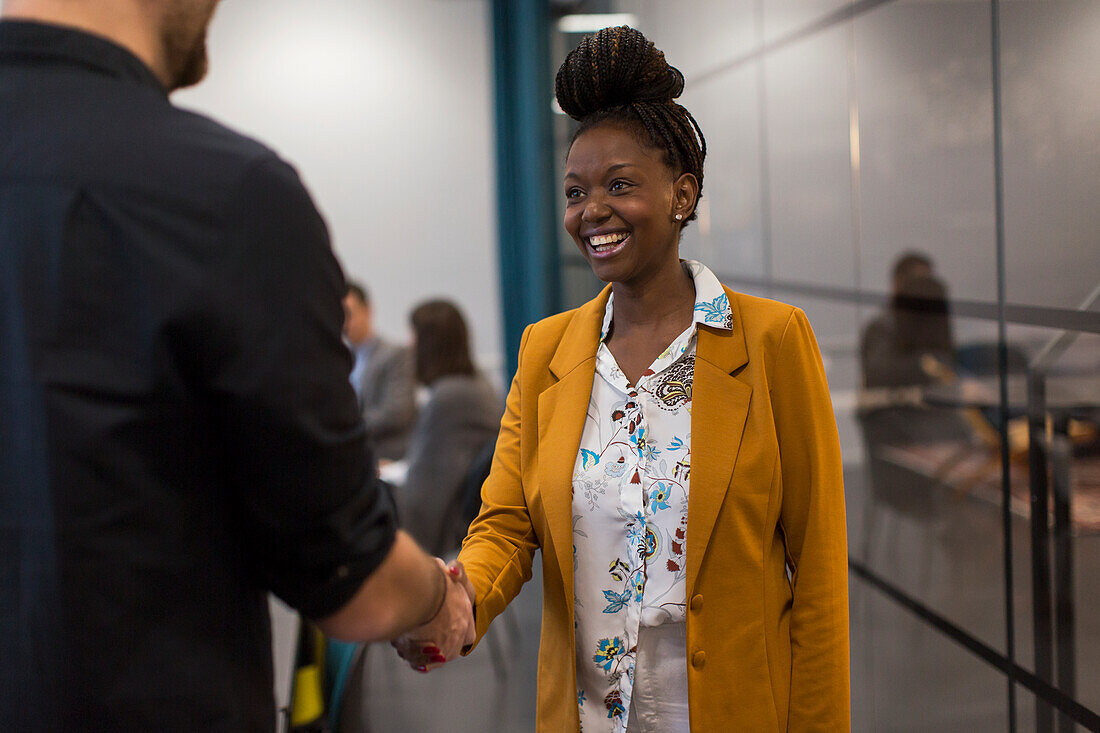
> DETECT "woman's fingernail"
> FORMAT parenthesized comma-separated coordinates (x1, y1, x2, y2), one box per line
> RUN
(422, 645, 440, 654)
(448, 566, 460, 577)
(416, 665, 427, 673)
(429, 654, 447, 663)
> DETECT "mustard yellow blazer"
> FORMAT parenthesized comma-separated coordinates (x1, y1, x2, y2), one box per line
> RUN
(458, 284, 850, 731)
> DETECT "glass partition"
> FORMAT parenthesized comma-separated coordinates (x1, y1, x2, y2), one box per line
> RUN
(547, 1, 1100, 729)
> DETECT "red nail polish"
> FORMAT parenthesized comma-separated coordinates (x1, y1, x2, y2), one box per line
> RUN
(429, 654, 446, 663)
(448, 566, 460, 577)
(416, 665, 427, 672)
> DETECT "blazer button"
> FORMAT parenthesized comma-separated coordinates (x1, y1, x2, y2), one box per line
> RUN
(690, 594, 703, 612)
(692, 651, 706, 669)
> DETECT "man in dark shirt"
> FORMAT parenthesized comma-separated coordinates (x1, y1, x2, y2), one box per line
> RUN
(0, 1, 474, 730)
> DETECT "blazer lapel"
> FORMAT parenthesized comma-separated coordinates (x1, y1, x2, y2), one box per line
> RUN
(686, 288, 751, 595)
(537, 287, 609, 619)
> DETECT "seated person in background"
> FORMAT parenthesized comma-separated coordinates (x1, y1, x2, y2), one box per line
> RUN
(858, 257, 982, 522)
(343, 281, 418, 460)
(860, 263, 972, 444)
(863, 270, 954, 389)
(861, 251, 940, 390)
(396, 300, 502, 556)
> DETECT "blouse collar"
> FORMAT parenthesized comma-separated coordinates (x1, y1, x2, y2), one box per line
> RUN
(599, 260, 733, 342)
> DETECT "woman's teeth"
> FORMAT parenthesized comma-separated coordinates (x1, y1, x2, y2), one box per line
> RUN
(588, 232, 628, 252)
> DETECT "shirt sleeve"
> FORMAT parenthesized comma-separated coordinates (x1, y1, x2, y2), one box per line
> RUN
(204, 155, 396, 620)
(361, 345, 417, 440)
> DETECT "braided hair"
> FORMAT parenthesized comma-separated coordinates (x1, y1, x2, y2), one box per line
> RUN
(555, 26, 707, 225)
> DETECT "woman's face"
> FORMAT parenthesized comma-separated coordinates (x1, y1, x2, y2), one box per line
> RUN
(563, 123, 693, 287)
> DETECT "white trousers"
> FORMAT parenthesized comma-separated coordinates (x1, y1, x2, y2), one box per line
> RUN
(625, 623, 691, 733)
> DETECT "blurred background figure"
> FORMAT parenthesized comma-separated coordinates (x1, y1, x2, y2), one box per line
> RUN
(861, 252, 946, 391)
(343, 281, 418, 461)
(858, 255, 972, 514)
(396, 299, 502, 556)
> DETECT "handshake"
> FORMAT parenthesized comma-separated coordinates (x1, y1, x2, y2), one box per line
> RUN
(391, 559, 477, 672)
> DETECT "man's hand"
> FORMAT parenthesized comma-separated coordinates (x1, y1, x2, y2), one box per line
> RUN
(391, 559, 476, 671)
(445, 559, 476, 609)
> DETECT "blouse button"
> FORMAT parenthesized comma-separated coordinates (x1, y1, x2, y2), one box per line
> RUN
(692, 651, 706, 669)
(690, 594, 703, 612)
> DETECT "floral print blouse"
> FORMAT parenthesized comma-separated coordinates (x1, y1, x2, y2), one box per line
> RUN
(572, 260, 732, 732)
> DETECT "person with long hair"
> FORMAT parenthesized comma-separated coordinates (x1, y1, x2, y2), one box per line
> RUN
(395, 26, 849, 732)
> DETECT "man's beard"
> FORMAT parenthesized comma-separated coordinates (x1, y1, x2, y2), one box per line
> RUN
(161, 2, 217, 91)
(166, 31, 208, 90)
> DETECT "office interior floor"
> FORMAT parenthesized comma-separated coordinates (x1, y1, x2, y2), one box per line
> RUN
(336, 468, 1099, 732)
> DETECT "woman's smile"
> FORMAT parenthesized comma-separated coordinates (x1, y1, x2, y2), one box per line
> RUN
(585, 230, 631, 257)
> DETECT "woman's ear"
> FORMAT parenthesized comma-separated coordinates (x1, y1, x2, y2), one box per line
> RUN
(672, 172, 700, 222)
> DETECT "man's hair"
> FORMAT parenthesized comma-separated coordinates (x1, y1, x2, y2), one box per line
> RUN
(346, 281, 369, 306)
(892, 252, 933, 282)
(892, 273, 953, 355)
(554, 26, 706, 226)
(410, 300, 476, 386)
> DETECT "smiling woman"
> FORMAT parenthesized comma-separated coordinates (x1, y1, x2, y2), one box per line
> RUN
(396, 25, 851, 733)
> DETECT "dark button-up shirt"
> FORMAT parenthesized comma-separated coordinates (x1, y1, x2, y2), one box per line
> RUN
(0, 20, 396, 732)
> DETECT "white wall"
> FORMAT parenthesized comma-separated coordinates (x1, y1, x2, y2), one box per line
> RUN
(175, 0, 504, 382)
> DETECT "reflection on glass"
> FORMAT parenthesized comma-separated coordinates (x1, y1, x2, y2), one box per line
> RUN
(853, 1, 998, 305)
(1001, 1, 1100, 311)
(764, 26, 854, 287)
(850, 571, 1010, 730)
(1010, 327, 1100, 724)
(763, 0, 850, 43)
(549, 0, 1100, 728)
(856, 252, 1006, 652)
(684, 65, 765, 280)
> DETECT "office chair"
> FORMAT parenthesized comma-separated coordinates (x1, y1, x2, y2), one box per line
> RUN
(440, 441, 522, 683)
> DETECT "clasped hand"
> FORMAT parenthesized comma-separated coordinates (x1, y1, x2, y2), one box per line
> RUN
(391, 559, 476, 672)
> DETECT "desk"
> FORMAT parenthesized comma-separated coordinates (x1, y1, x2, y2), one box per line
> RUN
(874, 443, 1100, 532)
(923, 375, 1100, 414)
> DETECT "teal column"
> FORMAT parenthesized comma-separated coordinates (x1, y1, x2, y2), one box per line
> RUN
(492, 0, 560, 382)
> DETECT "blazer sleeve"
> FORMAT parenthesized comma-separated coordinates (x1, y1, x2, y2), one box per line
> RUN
(457, 325, 540, 648)
(392, 391, 448, 550)
(362, 345, 417, 437)
(771, 308, 851, 730)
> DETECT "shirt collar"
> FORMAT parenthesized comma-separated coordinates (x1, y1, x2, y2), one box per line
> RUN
(599, 260, 733, 341)
(0, 19, 167, 97)
(353, 335, 380, 357)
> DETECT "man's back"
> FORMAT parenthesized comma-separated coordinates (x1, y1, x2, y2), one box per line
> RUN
(1, 21, 395, 731)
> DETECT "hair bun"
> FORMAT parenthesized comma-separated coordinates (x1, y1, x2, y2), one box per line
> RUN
(555, 26, 684, 121)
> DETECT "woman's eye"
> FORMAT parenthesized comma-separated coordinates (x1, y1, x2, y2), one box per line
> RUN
(609, 180, 631, 192)
(565, 188, 584, 200)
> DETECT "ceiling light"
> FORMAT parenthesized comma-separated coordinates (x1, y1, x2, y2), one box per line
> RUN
(557, 13, 638, 34)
